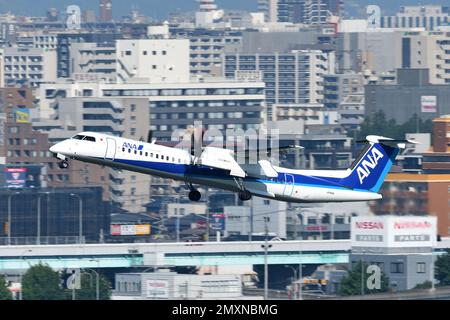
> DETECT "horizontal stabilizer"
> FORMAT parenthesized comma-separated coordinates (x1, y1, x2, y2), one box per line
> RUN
(356, 135, 419, 149)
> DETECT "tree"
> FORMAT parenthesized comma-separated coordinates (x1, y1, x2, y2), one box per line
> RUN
(0, 275, 12, 300)
(339, 261, 389, 296)
(65, 272, 112, 300)
(22, 263, 65, 300)
(356, 110, 433, 141)
(435, 249, 450, 286)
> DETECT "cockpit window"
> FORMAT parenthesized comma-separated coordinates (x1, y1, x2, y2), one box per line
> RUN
(72, 135, 85, 140)
(83, 136, 96, 142)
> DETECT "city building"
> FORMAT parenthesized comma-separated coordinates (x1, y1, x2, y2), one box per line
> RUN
(114, 271, 244, 300)
(99, 0, 113, 23)
(277, 0, 342, 25)
(2, 47, 57, 87)
(380, 5, 450, 31)
(421, 116, 450, 174)
(365, 69, 450, 123)
(257, 0, 278, 23)
(56, 33, 121, 78)
(401, 30, 450, 84)
(170, 27, 242, 78)
(116, 39, 190, 83)
(224, 50, 335, 109)
(350, 215, 437, 291)
(0, 187, 110, 245)
(69, 42, 116, 82)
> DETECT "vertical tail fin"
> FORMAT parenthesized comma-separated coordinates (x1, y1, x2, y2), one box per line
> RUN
(340, 136, 416, 193)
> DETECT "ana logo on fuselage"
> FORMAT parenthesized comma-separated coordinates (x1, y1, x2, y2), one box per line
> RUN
(356, 147, 384, 184)
(123, 142, 144, 151)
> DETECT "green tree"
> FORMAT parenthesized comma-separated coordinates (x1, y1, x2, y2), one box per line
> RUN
(0, 275, 12, 300)
(414, 281, 432, 290)
(64, 272, 112, 300)
(22, 263, 65, 300)
(339, 261, 390, 296)
(435, 249, 450, 286)
(356, 111, 433, 141)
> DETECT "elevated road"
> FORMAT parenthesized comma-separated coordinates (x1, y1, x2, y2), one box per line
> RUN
(0, 238, 448, 270)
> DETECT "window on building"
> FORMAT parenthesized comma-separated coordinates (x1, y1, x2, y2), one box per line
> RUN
(391, 262, 404, 274)
(9, 127, 19, 134)
(416, 262, 426, 273)
(125, 51, 132, 56)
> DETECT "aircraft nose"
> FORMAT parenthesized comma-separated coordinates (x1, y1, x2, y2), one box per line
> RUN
(49, 142, 63, 154)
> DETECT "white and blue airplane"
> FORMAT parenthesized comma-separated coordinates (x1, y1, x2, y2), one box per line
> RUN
(49, 132, 414, 203)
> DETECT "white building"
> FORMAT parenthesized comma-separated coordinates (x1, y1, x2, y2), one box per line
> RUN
(114, 271, 244, 300)
(257, 0, 278, 23)
(381, 5, 450, 30)
(69, 42, 116, 82)
(116, 39, 190, 83)
(3, 47, 57, 87)
(224, 197, 287, 238)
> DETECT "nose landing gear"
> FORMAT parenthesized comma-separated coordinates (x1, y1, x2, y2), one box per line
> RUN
(188, 190, 201, 202)
(58, 160, 69, 169)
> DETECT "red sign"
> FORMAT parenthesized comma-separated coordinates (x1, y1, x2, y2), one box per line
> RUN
(355, 221, 384, 229)
(394, 221, 432, 229)
(306, 225, 328, 232)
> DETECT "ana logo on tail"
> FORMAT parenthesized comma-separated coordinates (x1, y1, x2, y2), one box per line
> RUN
(357, 147, 384, 184)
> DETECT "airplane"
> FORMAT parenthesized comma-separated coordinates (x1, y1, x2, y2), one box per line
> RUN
(49, 132, 415, 203)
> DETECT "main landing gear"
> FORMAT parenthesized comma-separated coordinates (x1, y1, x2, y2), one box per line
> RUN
(239, 190, 252, 201)
(234, 178, 252, 202)
(58, 160, 69, 169)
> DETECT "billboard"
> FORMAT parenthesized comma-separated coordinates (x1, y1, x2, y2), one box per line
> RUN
(421, 96, 437, 113)
(14, 108, 30, 123)
(210, 213, 225, 231)
(4, 168, 27, 188)
(110, 224, 151, 236)
(351, 216, 437, 248)
(145, 280, 169, 299)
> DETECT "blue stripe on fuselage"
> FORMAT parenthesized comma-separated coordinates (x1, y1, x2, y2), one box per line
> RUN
(98, 156, 371, 193)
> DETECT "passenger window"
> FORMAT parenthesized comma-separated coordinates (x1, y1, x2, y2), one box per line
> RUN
(166, 156, 169, 161)
(172, 157, 175, 162)
(134, 150, 137, 155)
(145, 152, 148, 157)
(128, 149, 131, 153)
(140, 151, 143, 156)
(122, 148, 125, 152)
(156, 154, 159, 159)
(151, 153, 153, 157)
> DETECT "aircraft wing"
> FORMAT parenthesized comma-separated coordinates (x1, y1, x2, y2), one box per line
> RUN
(196, 147, 246, 178)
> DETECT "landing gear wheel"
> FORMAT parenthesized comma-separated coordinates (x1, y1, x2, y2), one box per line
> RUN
(59, 160, 69, 169)
(189, 190, 201, 202)
(239, 190, 252, 201)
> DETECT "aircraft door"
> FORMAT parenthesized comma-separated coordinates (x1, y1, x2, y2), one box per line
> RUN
(283, 174, 295, 197)
(105, 138, 117, 161)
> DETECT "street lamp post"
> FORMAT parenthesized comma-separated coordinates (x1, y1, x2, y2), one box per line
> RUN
(70, 194, 83, 244)
(88, 259, 100, 300)
(7, 192, 20, 246)
(19, 249, 32, 300)
(284, 265, 298, 299)
(262, 217, 272, 300)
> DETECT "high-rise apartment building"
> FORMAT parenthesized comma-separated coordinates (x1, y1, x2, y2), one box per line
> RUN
(381, 5, 450, 30)
(277, 0, 342, 24)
